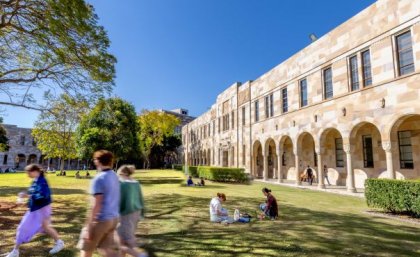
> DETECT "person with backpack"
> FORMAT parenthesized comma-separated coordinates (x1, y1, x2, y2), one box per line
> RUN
(5, 164, 65, 257)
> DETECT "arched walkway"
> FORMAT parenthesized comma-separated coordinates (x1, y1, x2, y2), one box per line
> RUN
(297, 132, 317, 184)
(279, 136, 295, 182)
(16, 154, 26, 170)
(265, 139, 277, 179)
(319, 128, 345, 186)
(388, 114, 420, 180)
(350, 122, 385, 188)
(253, 141, 263, 178)
(27, 154, 37, 165)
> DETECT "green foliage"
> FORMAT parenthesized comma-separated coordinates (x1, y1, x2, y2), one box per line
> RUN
(172, 164, 184, 171)
(76, 98, 140, 161)
(365, 179, 420, 217)
(187, 166, 199, 177)
(32, 94, 88, 169)
(0, 0, 116, 109)
(198, 166, 249, 183)
(149, 134, 182, 168)
(138, 110, 180, 168)
(0, 117, 9, 151)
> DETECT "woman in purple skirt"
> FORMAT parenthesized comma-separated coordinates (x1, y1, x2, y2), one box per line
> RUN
(6, 164, 65, 257)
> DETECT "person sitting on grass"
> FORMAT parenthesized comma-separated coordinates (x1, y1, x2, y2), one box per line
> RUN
(209, 193, 234, 224)
(196, 177, 205, 186)
(259, 187, 278, 220)
(186, 176, 194, 186)
(75, 171, 81, 179)
(5, 164, 65, 257)
(85, 171, 91, 179)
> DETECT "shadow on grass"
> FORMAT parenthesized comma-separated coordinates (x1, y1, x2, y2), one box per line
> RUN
(0, 186, 86, 197)
(140, 194, 420, 257)
(139, 178, 185, 185)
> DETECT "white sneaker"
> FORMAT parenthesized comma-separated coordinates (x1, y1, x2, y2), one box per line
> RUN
(49, 239, 65, 254)
(6, 249, 19, 257)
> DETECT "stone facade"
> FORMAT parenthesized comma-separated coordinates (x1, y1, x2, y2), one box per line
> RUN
(0, 124, 86, 171)
(182, 0, 420, 191)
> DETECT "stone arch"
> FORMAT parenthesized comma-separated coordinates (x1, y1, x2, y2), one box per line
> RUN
(319, 128, 346, 186)
(264, 138, 277, 179)
(16, 154, 26, 170)
(350, 121, 385, 188)
(296, 132, 317, 183)
(27, 154, 37, 165)
(278, 135, 295, 181)
(252, 140, 263, 178)
(386, 114, 420, 180)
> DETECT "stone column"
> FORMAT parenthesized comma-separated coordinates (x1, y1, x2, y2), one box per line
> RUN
(277, 154, 283, 183)
(382, 141, 395, 179)
(317, 152, 326, 189)
(295, 153, 301, 185)
(263, 154, 268, 181)
(344, 145, 356, 192)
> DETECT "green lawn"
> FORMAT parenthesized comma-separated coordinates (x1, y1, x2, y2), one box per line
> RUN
(0, 170, 419, 257)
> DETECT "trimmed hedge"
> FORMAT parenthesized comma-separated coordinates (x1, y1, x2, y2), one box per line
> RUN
(365, 179, 420, 217)
(198, 166, 248, 183)
(187, 166, 199, 177)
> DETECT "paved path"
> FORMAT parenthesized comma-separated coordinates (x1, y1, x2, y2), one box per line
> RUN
(255, 179, 365, 198)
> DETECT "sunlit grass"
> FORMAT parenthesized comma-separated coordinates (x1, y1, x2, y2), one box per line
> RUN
(0, 170, 419, 257)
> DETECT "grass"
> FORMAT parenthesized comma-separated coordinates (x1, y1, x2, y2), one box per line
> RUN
(0, 170, 419, 257)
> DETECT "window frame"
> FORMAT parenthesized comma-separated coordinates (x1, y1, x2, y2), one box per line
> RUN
(299, 78, 308, 107)
(398, 130, 414, 169)
(335, 138, 345, 167)
(361, 49, 372, 87)
(323, 67, 333, 100)
(349, 55, 359, 91)
(362, 135, 374, 168)
(281, 87, 288, 113)
(395, 30, 415, 76)
(255, 100, 259, 122)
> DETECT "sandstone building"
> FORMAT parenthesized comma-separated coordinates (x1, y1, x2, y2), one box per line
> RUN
(182, 0, 420, 191)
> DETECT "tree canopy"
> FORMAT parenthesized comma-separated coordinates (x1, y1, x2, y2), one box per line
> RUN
(76, 97, 140, 163)
(0, 117, 8, 151)
(138, 110, 180, 168)
(0, 0, 116, 110)
(32, 94, 88, 170)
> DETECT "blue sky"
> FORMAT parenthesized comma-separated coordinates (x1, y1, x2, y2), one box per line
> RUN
(3, 0, 376, 128)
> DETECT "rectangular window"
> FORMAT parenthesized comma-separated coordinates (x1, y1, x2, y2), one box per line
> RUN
(3, 154, 7, 165)
(255, 100, 259, 122)
(282, 88, 288, 113)
(300, 79, 308, 107)
(242, 144, 246, 165)
(265, 96, 269, 118)
(398, 131, 414, 169)
(361, 50, 372, 86)
(20, 136, 25, 146)
(335, 138, 344, 167)
(349, 55, 359, 91)
(208, 124, 210, 137)
(362, 135, 374, 168)
(242, 107, 246, 125)
(270, 93, 274, 117)
(323, 67, 333, 99)
(396, 31, 415, 76)
(226, 114, 229, 130)
(218, 118, 221, 133)
(32, 138, 37, 146)
(231, 111, 235, 129)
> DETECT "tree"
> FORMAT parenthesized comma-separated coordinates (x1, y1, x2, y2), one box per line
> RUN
(0, 0, 116, 111)
(0, 117, 9, 151)
(32, 94, 88, 171)
(149, 134, 182, 168)
(138, 110, 180, 169)
(76, 98, 140, 166)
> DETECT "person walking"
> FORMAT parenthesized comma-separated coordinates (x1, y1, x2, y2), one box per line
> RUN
(116, 165, 148, 257)
(306, 165, 314, 185)
(6, 164, 64, 257)
(77, 150, 120, 257)
(324, 165, 331, 186)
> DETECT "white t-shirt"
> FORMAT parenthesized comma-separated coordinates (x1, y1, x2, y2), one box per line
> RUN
(209, 197, 222, 216)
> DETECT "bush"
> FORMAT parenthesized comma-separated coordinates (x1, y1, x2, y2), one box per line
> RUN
(365, 179, 420, 217)
(172, 164, 183, 171)
(187, 166, 199, 177)
(198, 166, 249, 183)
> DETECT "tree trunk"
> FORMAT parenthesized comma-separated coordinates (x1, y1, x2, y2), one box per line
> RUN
(60, 159, 65, 173)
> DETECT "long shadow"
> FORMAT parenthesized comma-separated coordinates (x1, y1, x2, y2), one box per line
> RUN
(0, 186, 86, 197)
(139, 178, 184, 185)
(139, 194, 420, 257)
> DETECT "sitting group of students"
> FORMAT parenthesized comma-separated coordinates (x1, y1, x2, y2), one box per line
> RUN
(209, 187, 278, 224)
(186, 176, 205, 186)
